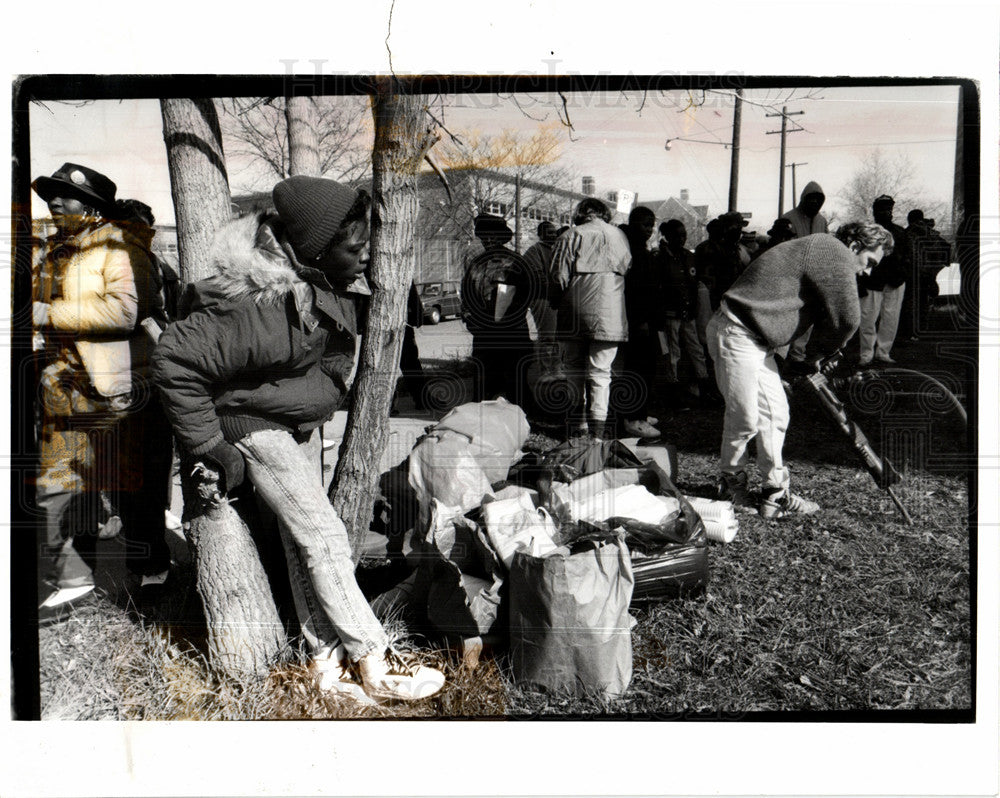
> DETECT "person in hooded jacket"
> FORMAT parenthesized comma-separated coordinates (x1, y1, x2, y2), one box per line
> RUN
(31, 164, 171, 614)
(781, 181, 830, 238)
(780, 182, 830, 365)
(152, 176, 444, 703)
(549, 197, 631, 438)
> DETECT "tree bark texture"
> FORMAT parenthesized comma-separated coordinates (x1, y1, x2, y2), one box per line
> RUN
(162, 98, 283, 677)
(183, 471, 285, 680)
(285, 96, 322, 177)
(330, 84, 439, 561)
(160, 98, 233, 284)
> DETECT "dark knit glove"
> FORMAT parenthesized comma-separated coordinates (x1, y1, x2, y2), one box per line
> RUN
(203, 442, 245, 494)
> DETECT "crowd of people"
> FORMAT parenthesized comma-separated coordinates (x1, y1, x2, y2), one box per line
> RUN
(28, 159, 954, 702)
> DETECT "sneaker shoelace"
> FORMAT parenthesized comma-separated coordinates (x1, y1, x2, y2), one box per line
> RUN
(382, 648, 418, 677)
(782, 493, 810, 511)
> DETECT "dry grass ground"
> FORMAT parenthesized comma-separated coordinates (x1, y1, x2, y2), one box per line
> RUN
(35, 318, 973, 719)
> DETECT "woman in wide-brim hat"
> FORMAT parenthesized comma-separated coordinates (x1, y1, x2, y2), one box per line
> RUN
(32, 163, 171, 614)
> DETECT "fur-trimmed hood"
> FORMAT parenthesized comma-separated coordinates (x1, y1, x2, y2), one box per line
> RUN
(205, 213, 307, 307)
(200, 213, 369, 309)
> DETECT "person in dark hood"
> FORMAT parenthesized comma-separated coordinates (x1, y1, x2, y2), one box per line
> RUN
(781, 181, 829, 238)
(778, 182, 830, 365)
(153, 176, 445, 703)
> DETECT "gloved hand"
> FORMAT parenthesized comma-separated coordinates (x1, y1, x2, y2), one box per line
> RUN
(203, 441, 245, 494)
(819, 350, 843, 375)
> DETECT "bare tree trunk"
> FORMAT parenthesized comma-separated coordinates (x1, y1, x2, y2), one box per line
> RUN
(330, 82, 438, 560)
(184, 471, 285, 680)
(285, 96, 322, 177)
(161, 98, 233, 283)
(161, 98, 284, 677)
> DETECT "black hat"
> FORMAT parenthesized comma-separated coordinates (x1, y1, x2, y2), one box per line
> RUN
(272, 176, 360, 260)
(873, 194, 895, 207)
(717, 211, 749, 228)
(767, 218, 796, 238)
(32, 163, 117, 213)
(907, 209, 925, 224)
(474, 213, 513, 244)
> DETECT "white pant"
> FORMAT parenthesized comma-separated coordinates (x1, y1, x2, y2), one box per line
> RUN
(561, 339, 619, 434)
(666, 317, 709, 381)
(706, 311, 790, 491)
(859, 285, 904, 361)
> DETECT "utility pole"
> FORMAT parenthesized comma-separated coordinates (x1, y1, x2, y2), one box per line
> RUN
(514, 172, 522, 253)
(766, 106, 805, 217)
(728, 89, 743, 212)
(786, 161, 809, 205)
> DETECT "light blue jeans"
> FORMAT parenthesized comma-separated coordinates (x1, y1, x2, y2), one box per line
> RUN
(706, 310, 790, 491)
(236, 428, 388, 661)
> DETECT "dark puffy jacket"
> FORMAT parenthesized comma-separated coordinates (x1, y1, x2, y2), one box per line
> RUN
(152, 214, 367, 456)
(550, 219, 631, 342)
(866, 221, 909, 291)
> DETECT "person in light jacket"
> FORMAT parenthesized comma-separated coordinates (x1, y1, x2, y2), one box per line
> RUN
(549, 197, 631, 438)
(32, 163, 170, 613)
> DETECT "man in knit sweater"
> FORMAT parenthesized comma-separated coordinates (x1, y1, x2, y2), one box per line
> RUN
(706, 222, 894, 519)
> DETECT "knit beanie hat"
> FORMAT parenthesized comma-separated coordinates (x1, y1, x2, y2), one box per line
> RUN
(272, 176, 359, 260)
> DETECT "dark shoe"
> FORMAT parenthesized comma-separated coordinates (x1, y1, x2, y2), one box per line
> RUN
(717, 471, 751, 507)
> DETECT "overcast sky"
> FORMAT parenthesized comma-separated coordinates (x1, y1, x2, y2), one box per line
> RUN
(28, 83, 960, 233)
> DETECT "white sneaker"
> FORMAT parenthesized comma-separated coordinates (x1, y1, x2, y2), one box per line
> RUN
(310, 645, 377, 706)
(40, 584, 95, 609)
(760, 488, 820, 519)
(358, 648, 445, 702)
(141, 569, 170, 588)
(623, 418, 661, 439)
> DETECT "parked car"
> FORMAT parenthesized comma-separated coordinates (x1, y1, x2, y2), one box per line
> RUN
(416, 281, 462, 324)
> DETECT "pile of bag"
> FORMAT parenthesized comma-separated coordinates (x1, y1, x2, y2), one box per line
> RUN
(404, 399, 711, 700)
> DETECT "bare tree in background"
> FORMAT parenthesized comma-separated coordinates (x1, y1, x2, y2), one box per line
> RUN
(426, 124, 580, 241)
(161, 98, 284, 679)
(220, 96, 371, 187)
(837, 148, 950, 234)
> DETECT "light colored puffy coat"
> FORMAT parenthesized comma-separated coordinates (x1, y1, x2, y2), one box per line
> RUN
(44, 222, 159, 397)
(549, 219, 632, 342)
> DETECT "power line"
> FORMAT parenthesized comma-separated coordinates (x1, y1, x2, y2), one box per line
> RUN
(742, 137, 955, 153)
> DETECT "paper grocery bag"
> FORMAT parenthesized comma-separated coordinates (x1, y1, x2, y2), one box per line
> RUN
(509, 537, 634, 699)
(494, 283, 516, 322)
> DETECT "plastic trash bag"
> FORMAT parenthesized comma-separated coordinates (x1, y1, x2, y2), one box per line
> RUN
(432, 398, 531, 484)
(509, 536, 634, 699)
(418, 500, 506, 638)
(408, 429, 495, 514)
(535, 442, 709, 601)
(481, 489, 561, 568)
